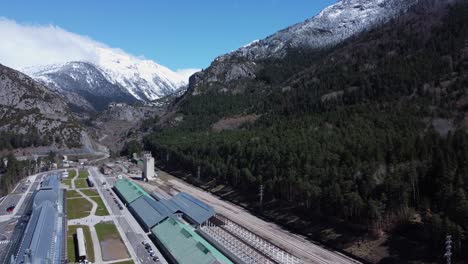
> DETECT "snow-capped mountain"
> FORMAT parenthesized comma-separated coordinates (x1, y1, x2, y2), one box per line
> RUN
(92, 46, 187, 101)
(189, 0, 419, 94)
(23, 47, 188, 111)
(24, 62, 138, 112)
(218, 0, 419, 62)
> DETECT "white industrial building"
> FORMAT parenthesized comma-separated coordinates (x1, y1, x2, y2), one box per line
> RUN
(76, 228, 87, 262)
(143, 152, 155, 180)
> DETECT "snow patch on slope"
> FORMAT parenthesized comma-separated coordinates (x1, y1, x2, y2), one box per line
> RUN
(94, 47, 187, 100)
(218, 0, 418, 61)
(23, 47, 189, 102)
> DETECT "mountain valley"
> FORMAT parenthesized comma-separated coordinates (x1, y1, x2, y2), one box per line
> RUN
(1, 0, 468, 263)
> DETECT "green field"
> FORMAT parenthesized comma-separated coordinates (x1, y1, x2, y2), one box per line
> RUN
(113, 261, 134, 264)
(66, 198, 92, 219)
(80, 189, 99, 197)
(74, 179, 89, 189)
(66, 190, 82, 198)
(90, 196, 109, 216)
(62, 179, 72, 188)
(67, 225, 95, 263)
(78, 169, 89, 179)
(68, 170, 77, 178)
(95, 222, 121, 241)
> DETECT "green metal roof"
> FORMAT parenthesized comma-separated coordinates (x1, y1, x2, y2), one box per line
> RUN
(114, 179, 150, 204)
(151, 217, 233, 264)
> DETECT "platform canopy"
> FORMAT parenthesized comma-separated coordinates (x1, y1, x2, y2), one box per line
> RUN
(114, 179, 151, 204)
(151, 217, 233, 264)
(128, 195, 173, 231)
(167, 192, 216, 226)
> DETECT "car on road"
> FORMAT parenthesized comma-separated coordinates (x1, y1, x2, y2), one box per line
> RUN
(150, 252, 156, 257)
(147, 248, 154, 254)
(152, 257, 159, 262)
(6, 205, 15, 213)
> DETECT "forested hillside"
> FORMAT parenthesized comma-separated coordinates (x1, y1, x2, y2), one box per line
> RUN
(145, 1, 468, 262)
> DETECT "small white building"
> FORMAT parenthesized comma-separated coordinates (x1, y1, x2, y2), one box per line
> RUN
(76, 228, 87, 262)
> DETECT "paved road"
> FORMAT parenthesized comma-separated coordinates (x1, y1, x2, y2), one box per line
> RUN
(68, 169, 105, 263)
(0, 172, 43, 264)
(89, 167, 166, 264)
(0, 194, 22, 216)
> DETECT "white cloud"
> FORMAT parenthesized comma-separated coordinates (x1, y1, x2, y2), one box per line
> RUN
(0, 17, 107, 69)
(176, 68, 201, 81)
(0, 17, 197, 79)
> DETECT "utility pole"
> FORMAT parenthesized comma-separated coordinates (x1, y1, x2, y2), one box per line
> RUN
(165, 152, 169, 164)
(445, 235, 452, 264)
(259, 184, 264, 206)
(197, 166, 201, 181)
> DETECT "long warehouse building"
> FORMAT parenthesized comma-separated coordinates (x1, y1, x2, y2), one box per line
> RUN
(12, 173, 65, 264)
(116, 179, 215, 227)
(151, 217, 234, 264)
(114, 179, 235, 264)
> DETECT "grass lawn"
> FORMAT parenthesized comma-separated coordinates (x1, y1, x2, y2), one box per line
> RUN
(62, 179, 72, 187)
(113, 261, 134, 264)
(75, 179, 89, 189)
(90, 196, 109, 216)
(66, 190, 82, 198)
(67, 225, 95, 263)
(95, 222, 129, 261)
(78, 169, 89, 179)
(80, 189, 99, 197)
(66, 198, 92, 219)
(95, 222, 121, 242)
(68, 170, 77, 178)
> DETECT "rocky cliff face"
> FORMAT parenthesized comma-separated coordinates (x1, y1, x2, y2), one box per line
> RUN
(188, 0, 419, 95)
(0, 63, 82, 147)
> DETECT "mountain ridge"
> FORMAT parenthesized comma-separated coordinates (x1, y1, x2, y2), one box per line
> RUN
(0, 63, 83, 148)
(218, 0, 419, 61)
(23, 46, 189, 112)
(145, 0, 468, 262)
(188, 0, 420, 96)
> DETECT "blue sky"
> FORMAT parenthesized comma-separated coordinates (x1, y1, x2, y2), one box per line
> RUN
(0, 0, 336, 70)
